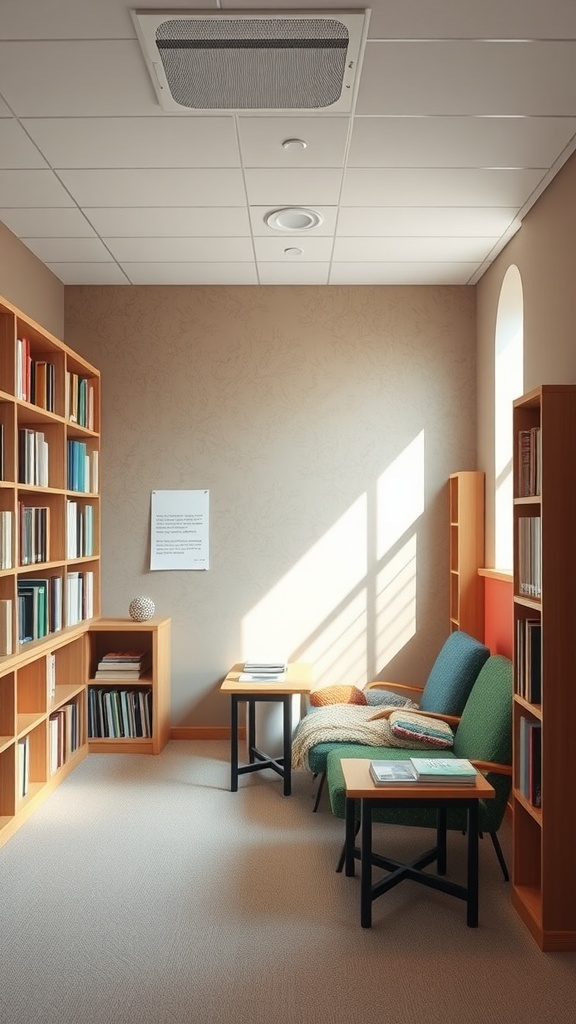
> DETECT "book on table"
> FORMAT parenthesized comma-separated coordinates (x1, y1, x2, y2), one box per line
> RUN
(239, 658, 287, 681)
(409, 757, 477, 784)
(369, 760, 419, 784)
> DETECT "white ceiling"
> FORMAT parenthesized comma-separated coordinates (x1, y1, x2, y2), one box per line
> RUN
(1, 0, 576, 286)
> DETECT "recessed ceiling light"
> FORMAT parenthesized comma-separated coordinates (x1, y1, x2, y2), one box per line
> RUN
(284, 247, 303, 256)
(265, 207, 323, 231)
(281, 138, 307, 150)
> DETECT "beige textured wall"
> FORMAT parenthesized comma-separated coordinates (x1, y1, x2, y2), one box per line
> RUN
(477, 149, 576, 564)
(65, 284, 476, 726)
(0, 222, 64, 337)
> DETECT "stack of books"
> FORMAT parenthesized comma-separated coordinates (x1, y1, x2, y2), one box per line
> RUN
(369, 757, 477, 786)
(94, 650, 150, 680)
(238, 659, 287, 682)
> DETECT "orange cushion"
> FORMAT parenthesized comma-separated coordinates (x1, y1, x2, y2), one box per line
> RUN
(310, 685, 367, 707)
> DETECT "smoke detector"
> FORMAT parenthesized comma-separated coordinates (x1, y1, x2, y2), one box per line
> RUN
(131, 9, 369, 113)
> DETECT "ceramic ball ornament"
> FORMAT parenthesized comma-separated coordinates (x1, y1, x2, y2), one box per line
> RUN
(129, 596, 155, 622)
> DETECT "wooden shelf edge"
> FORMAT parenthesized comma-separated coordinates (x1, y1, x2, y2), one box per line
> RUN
(478, 567, 513, 582)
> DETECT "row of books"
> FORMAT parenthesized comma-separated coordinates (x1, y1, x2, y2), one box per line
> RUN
(88, 686, 153, 739)
(370, 757, 478, 785)
(67, 440, 99, 494)
(66, 500, 95, 559)
(0, 510, 13, 570)
(94, 649, 150, 680)
(517, 515, 542, 599)
(67, 371, 96, 431)
(16, 337, 56, 411)
(518, 717, 541, 808)
(517, 426, 541, 498)
(49, 701, 80, 774)
(238, 658, 288, 682)
(14, 570, 94, 644)
(18, 427, 49, 487)
(515, 618, 542, 703)
(19, 502, 50, 565)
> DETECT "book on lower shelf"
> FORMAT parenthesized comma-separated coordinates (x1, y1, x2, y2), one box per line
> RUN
(409, 757, 477, 784)
(95, 650, 150, 678)
(369, 760, 418, 784)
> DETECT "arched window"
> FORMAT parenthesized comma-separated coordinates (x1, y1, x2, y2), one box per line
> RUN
(494, 266, 524, 571)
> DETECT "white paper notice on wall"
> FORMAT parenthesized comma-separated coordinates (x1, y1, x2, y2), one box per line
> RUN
(150, 490, 209, 570)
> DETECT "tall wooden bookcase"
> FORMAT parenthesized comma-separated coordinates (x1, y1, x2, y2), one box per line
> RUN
(512, 384, 576, 951)
(449, 471, 485, 640)
(0, 293, 170, 850)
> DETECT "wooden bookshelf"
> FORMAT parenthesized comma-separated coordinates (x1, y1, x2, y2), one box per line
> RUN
(0, 293, 171, 850)
(448, 471, 485, 640)
(512, 384, 576, 951)
(86, 617, 171, 755)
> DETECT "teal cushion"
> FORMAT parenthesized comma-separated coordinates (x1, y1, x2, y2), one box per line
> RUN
(419, 631, 490, 716)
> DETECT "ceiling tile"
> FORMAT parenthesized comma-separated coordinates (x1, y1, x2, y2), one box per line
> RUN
(333, 236, 498, 262)
(244, 169, 342, 206)
(257, 263, 330, 285)
(0, 207, 97, 237)
(57, 169, 247, 207)
(104, 237, 254, 262)
(46, 262, 129, 285)
(23, 117, 240, 169)
(0, 41, 164, 116)
(336, 207, 519, 237)
(84, 207, 251, 237)
(0, 170, 75, 207)
(329, 262, 479, 285)
(357, 41, 576, 116)
(249, 205, 338, 236)
(341, 168, 545, 207)
(254, 237, 334, 261)
(348, 116, 576, 169)
(23, 237, 114, 262)
(0, 120, 48, 168)
(0, 1, 221, 39)
(120, 262, 259, 285)
(237, 116, 350, 167)
(365, 0, 576, 39)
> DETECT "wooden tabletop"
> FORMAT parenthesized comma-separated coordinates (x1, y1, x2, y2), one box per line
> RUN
(340, 758, 495, 800)
(220, 661, 314, 694)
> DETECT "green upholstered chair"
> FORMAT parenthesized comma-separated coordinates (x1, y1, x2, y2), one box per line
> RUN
(325, 654, 513, 880)
(307, 630, 490, 811)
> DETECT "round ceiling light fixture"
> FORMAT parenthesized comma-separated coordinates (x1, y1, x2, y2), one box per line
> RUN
(265, 207, 323, 232)
(284, 247, 303, 256)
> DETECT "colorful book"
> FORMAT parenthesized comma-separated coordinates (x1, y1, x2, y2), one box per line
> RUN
(409, 757, 477, 784)
(370, 760, 418, 784)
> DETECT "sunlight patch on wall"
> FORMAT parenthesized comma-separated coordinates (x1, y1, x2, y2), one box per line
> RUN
(377, 432, 424, 559)
(375, 534, 417, 666)
(301, 590, 367, 688)
(241, 494, 367, 659)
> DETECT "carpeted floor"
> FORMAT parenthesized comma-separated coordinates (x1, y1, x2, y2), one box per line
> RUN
(1, 740, 575, 1024)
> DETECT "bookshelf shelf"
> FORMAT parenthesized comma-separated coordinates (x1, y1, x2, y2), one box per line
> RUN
(448, 471, 485, 639)
(0, 292, 171, 851)
(512, 384, 576, 952)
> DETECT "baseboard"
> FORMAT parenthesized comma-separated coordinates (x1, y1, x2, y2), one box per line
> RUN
(170, 725, 245, 741)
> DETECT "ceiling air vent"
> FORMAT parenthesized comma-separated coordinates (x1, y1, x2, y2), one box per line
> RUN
(131, 9, 369, 113)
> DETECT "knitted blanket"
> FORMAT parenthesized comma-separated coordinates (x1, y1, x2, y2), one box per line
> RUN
(291, 705, 393, 770)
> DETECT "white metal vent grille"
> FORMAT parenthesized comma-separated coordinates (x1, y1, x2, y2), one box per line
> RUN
(132, 10, 368, 113)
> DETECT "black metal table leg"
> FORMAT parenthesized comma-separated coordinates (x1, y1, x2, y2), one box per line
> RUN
(230, 695, 239, 792)
(282, 694, 292, 796)
(467, 799, 479, 927)
(437, 806, 447, 875)
(248, 698, 256, 761)
(344, 797, 356, 876)
(360, 799, 373, 928)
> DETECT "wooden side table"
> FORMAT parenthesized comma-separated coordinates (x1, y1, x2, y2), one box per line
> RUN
(340, 758, 495, 928)
(220, 662, 313, 795)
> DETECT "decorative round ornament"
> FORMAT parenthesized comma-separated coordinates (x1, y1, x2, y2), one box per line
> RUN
(129, 596, 155, 622)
